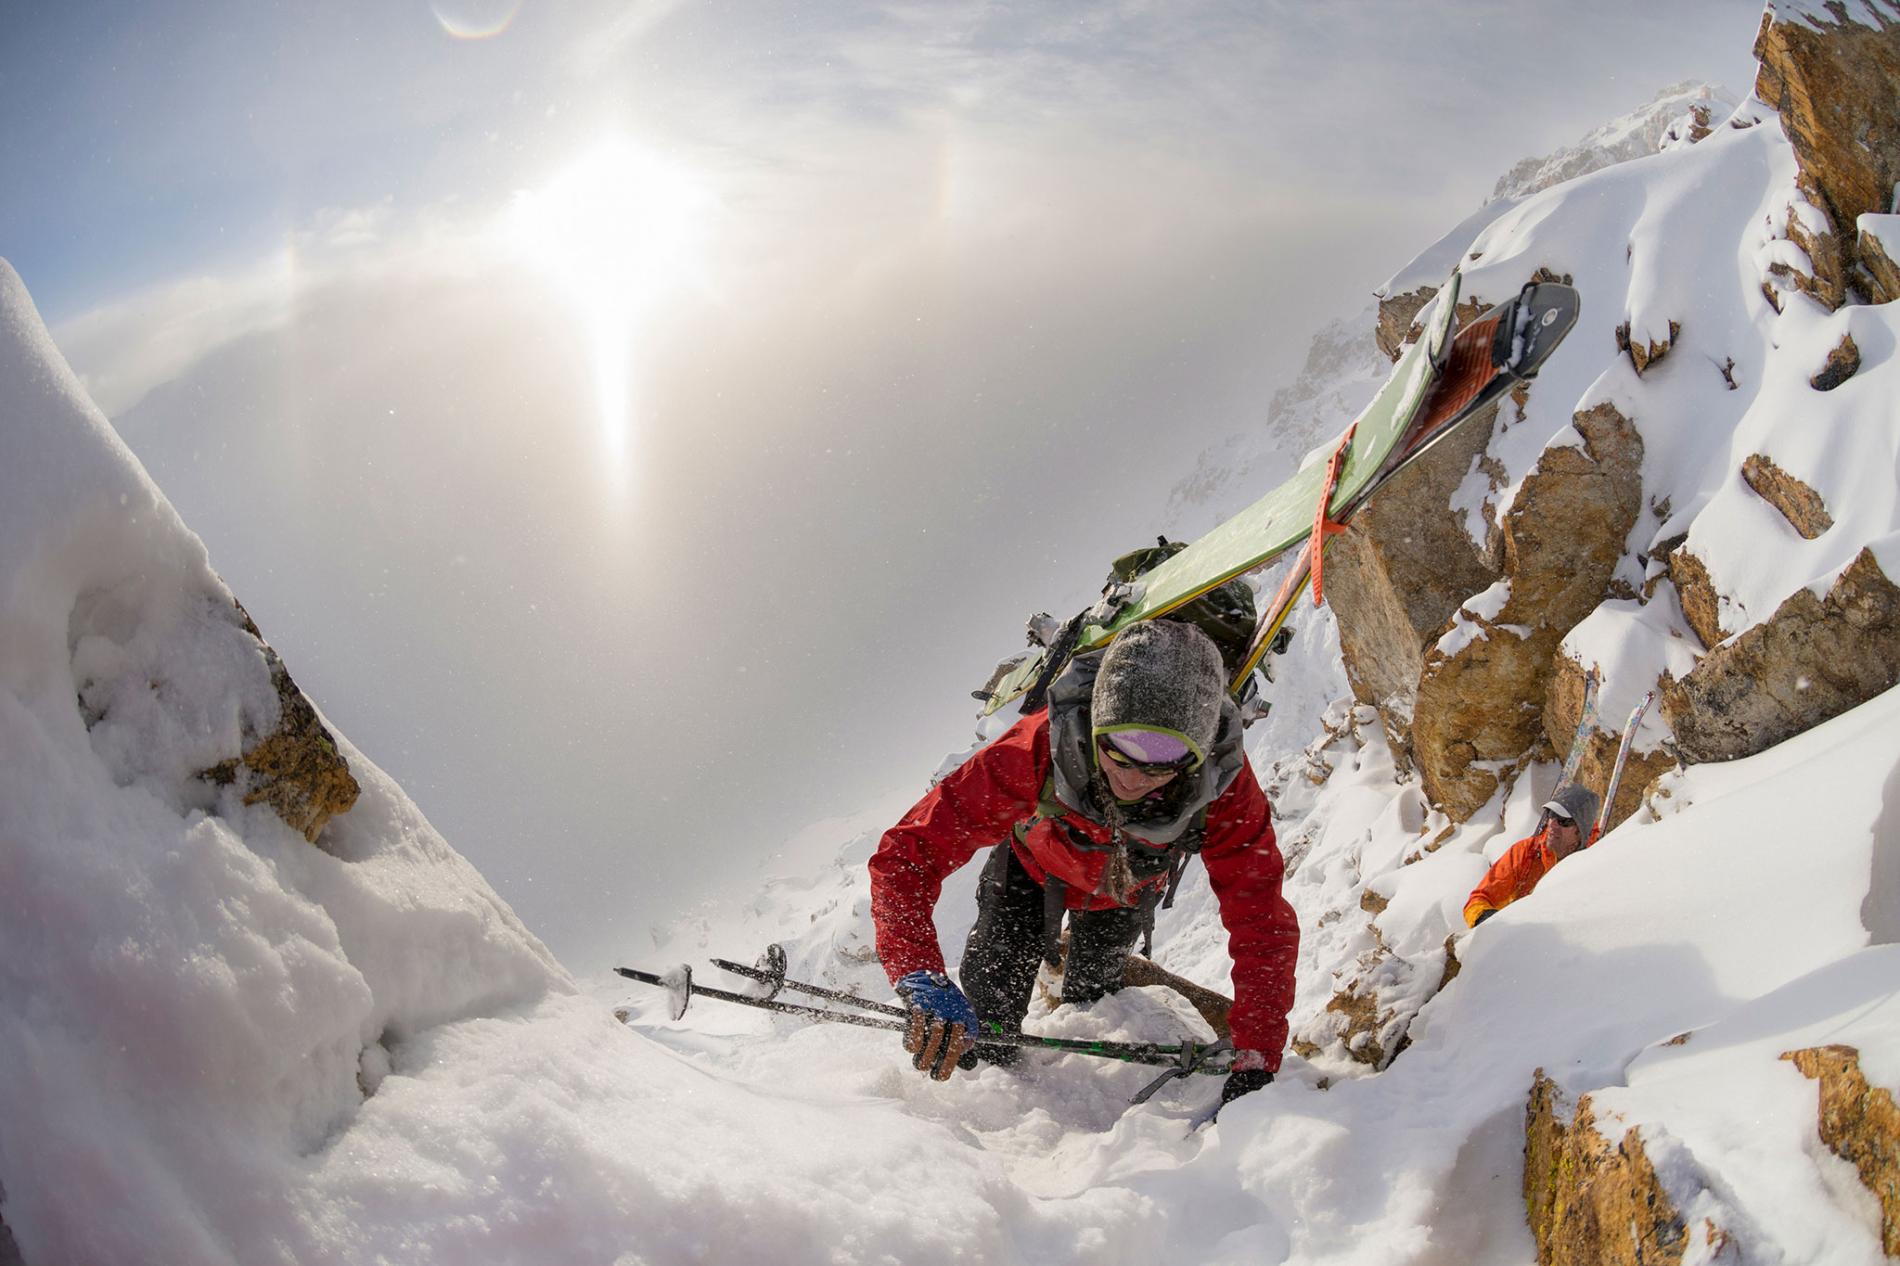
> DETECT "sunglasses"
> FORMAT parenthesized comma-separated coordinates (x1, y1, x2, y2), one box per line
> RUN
(1097, 737, 1197, 778)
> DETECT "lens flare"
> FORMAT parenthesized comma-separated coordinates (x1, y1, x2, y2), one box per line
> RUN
(431, 0, 523, 40)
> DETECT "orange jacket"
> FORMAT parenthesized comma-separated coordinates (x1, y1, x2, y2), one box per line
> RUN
(1462, 819, 1597, 927)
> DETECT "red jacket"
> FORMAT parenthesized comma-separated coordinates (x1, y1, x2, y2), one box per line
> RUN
(869, 710, 1299, 1066)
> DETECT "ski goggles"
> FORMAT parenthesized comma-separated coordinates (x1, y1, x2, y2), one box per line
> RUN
(1095, 727, 1203, 776)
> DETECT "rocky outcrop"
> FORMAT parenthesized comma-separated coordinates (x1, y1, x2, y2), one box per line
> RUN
(1754, 2, 1900, 308)
(1783, 1044, 1900, 1254)
(1325, 401, 1501, 748)
(1288, 945, 1416, 1071)
(1525, 1072, 1696, 1266)
(1667, 548, 1728, 650)
(1741, 453, 1835, 539)
(1861, 215, 1900, 303)
(1493, 83, 1735, 202)
(1809, 332, 1861, 391)
(1375, 289, 1436, 365)
(1776, 197, 1851, 310)
(1413, 404, 1645, 819)
(199, 604, 360, 847)
(1664, 548, 1900, 763)
(1616, 320, 1680, 376)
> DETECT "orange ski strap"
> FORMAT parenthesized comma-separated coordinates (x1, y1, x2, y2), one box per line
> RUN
(1310, 425, 1354, 606)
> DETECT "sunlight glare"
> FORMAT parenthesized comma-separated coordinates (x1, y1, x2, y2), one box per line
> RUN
(506, 138, 711, 484)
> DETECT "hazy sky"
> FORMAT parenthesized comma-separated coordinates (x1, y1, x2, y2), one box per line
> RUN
(2, 1, 1760, 972)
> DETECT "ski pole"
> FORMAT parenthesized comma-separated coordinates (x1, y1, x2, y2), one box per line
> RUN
(709, 955, 908, 1018)
(616, 966, 911, 1034)
(706, 953, 1218, 1065)
(615, 964, 1230, 1072)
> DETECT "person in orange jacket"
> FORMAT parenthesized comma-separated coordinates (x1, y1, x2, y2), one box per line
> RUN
(1463, 783, 1600, 928)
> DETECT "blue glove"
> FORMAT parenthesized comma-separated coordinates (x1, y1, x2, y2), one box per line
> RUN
(895, 970, 979, 1080)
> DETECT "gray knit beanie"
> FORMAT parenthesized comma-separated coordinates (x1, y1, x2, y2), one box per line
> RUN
(1091, 620, 1226, 763)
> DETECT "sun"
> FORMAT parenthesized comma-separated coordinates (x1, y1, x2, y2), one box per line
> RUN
(506, 138, 713, 476)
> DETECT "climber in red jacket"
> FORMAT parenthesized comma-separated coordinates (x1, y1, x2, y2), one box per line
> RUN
(1463, 783, 1601, 928)
(869, 620, 1299, 1112)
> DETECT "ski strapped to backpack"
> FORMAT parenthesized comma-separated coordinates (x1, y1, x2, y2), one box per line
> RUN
(976, 267, 1581, 717)
(614, 952, 1240, 1103)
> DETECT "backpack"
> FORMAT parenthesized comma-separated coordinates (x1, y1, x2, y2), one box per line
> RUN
(1020, 537, 1266, 716)
(1103, 537, 1259, 681)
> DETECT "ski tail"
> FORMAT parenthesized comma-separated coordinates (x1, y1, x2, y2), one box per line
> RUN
(1553, 670, 1602, 796)
(1593, 690, 1656, 838)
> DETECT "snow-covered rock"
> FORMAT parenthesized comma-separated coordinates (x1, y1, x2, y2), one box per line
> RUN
(0, 260, 570, 1263)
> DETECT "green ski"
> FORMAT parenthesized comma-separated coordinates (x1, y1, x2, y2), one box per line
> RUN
(978, 268, 1580, 716)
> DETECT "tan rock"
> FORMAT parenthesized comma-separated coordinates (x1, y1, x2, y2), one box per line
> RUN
(200, 604, 360, 847)
(1326, 399, 1501, 745)
(1438, 933, 1461, 989)
(1414, 625, 1557, 819)
(1289, 956, 1397, 1070)
(1663, 548, 1900, 763)
(1782, 198, 1850, 310)
(1616, 320, 1681, 376)
(1667, 548, 1727, 650)
(1861, 217, 1900, 304)
(1524, 1071, 1693, 1266)
(1376, 287, 1437, 364)
(1688, 102, 1715, 144)
(1754, 2, 1900, 309)
(1809, 332, 1861, 392)
(1741, 453, 1835, 539)
(1414, 404, 1645, 819)
(1782, 1043, 1900, 1255)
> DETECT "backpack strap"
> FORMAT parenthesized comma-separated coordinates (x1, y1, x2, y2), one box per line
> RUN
(1041, 877, 1068, 968)
(1139, 813, 1206, 956)
(1017, 770, 1211, 958)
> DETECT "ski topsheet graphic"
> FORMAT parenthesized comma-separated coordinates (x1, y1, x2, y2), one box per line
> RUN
(979, 269, 1582, 716)
(1552, 669, 1602, 799)
(1594, 689, 1655, 837)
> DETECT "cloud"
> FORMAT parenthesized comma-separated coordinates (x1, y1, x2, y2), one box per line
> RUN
(51, 201, 506, 417)
(52, 259, 299, 418)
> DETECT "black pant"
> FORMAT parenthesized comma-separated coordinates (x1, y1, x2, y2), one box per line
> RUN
(959, 843, 1143, 1050)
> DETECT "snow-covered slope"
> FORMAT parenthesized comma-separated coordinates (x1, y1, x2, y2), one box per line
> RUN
(641, 67, 1900, 1264)
(4, 54, 1899, 1266)
(1383, 81, 1738, 302)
